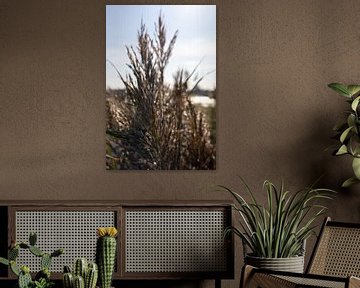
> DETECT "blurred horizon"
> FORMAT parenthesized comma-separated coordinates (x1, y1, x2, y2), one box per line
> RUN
(106, 5, 216, 90)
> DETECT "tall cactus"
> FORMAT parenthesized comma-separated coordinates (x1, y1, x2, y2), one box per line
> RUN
(96, 227, 118, 288)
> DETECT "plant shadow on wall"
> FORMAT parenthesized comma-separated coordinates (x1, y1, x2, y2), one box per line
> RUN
(106, 13, 216, 170)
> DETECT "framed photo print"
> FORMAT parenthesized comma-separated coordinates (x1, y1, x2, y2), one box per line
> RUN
(106, 5, 216, 170)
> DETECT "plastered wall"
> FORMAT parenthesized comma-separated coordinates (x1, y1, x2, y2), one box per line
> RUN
(1, 1, 360, 287)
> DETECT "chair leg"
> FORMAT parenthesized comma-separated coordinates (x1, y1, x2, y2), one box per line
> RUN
(215, 278, 221, 288)
(240, 265, 255, 288)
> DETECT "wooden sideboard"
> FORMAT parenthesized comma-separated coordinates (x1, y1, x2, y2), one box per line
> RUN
(0, 201, 234, 288)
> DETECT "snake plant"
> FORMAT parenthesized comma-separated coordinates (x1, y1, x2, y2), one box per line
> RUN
(220, 179, 335, 258)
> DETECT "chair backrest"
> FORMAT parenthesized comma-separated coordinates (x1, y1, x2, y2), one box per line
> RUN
(307, 217, 360, 277)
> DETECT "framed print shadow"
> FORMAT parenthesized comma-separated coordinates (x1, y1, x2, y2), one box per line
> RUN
(106, 5, 216, 170)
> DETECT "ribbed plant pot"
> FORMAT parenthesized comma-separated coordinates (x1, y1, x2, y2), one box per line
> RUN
(245, 254, 304, 273)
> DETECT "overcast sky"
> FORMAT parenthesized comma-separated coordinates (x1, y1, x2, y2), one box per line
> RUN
(106, 5, 216, 90)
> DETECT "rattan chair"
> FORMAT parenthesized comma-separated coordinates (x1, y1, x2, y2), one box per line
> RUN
(241, 217, 360, 288)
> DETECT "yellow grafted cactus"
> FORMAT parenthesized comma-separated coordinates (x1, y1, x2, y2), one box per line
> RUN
(96, 227, 118, 238)
(96, 227, 118, 288)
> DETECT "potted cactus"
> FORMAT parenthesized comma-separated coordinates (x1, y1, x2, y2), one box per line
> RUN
(96, 227, 118, 288)
(62, 258, 98, 288)
(0, 232, 64, 288)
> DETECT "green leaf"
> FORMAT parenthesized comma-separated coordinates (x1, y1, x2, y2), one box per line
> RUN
(349, 135, 360, 156)
(352, 157, 360, 179)
(336, 145, 348, 155)
(340, 126, 353, 143)
(0, 257, 9, 266)
(347, 114, 356, 128)
(342, 177, 360, 188)
(328, 83, 351, 97)
(352, 96, 360, 111)
(347, 85, 360, 96)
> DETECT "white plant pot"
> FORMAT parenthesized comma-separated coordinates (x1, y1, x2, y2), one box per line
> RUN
(245, 254, 305, 273)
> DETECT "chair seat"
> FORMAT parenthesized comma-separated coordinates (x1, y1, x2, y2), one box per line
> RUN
(242, 265, 360, 288)
(277, 274, 346, 288)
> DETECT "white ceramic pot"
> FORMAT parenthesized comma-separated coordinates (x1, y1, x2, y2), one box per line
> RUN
(245, 254, 305, 273)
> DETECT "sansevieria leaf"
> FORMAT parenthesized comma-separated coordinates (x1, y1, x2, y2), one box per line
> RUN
(342, 177, 360, 187)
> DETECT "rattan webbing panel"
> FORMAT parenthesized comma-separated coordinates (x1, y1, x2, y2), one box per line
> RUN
(125, 210, 227, 273)
(310, 226, 360, 277)
(15, 211, 115, 272)
(277, 275, 345, 288)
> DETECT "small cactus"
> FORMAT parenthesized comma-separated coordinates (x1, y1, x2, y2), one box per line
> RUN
(41, 253, 52, 270)
(9, 246, 19, 260)
(85, 263, 98, 288)
(74, 275, 85, 288)
(63, 272, 74, 288)
(0, 232, 63, 288)
(96, 227, 118, 288)
(29, 245, 44, 257)
(18, 269, 32, 288)
(63, 259, 98, 288)
(21, 265, 30, 274)
(29, 232, 37, 246)
(0, 257, 9, 266)
(64, 265, 72, 273)
(35, 268, 50, 281)
(51, 248, 64, 257)
(10, 260, 20, 276)
(74, 258, 88, 279)
(19, 243, 29, 249)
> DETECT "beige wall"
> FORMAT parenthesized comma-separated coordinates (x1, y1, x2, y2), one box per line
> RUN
(1, 0, 360, 287)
